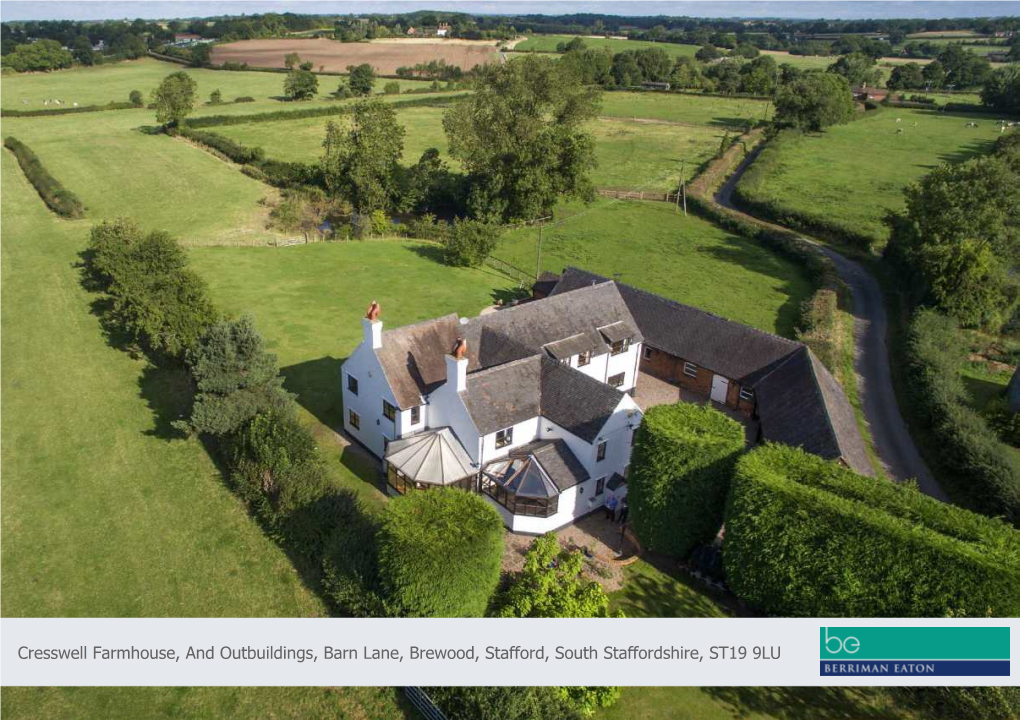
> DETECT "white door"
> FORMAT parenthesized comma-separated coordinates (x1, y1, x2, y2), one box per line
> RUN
(711, 375, 729, 404)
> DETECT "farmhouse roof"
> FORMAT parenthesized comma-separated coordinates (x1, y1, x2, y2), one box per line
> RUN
(484, 438, 589, 494)
(376, 314, 462, 408)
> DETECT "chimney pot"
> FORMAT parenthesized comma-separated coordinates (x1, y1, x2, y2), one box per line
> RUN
(365, 300, 381, 322)
(451, 336, 468, 360)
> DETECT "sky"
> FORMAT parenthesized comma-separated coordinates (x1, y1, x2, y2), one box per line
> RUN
(2, 1, 1019, 22)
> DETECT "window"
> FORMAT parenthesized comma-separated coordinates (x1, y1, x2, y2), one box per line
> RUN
(595, 477, 606, 496)
(610, 338, 630, 356)
(683, 361, 698, 378)
(382, 400, 397, 422)
(578, 350, 592, 367)
(481, 475, 559, 518)
(560, 357, 571, 366)
(596, 440, 607, 462)
(739, 387, 755, 403)
(608, 372, 625, 388)
(347, 374, 359, 395)
(643, 346, 653, 361)
(410, 406, 421, 424)
(349, 409, 360, 430)
(495, 426, 513, 449)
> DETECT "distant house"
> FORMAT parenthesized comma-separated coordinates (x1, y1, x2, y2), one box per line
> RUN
(436, 23, 451, 38)
(406, 26, 417, 36)
(853, 86, 889, 102)
(641, 81, 671, 91)
(173, 33, 207, 47)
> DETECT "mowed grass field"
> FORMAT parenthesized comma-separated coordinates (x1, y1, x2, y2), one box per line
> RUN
(499, 199, 813, 338)
(735, 108, 1004, 247)
(515, 34, 700, 57)
(600, 91, 771, 126)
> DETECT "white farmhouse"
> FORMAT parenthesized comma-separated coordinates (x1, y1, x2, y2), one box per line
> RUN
(341, 283, 644, 533)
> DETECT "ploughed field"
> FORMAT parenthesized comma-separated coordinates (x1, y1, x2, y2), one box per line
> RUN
(210, 37, 499, 75)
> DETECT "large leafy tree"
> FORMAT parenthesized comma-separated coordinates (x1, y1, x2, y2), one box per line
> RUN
(442, 55, 601, 222)
(935, 44, 993, 87)
(321, 99, 405, 214)
(346, 63, 376, 96)
(152, 70, 197, 126)
(981, 66, 1020, 116)
(1, 39, 73, 72)
(175, 315, 293, 436)
(775, 71, 854, 132)
(888, 153, 1020, 329)
(827, 52, 881, 88)
(887, 62, 925, 90)
(284, 68, 318, 100)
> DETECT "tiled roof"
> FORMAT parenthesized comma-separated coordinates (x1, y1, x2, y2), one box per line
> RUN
(375, 314, 461, 409)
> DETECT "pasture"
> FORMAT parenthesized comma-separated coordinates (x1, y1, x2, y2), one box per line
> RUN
(498, 199, 813, 338)
(600, 91, 772, 126)
(514, 34, 700, 57)
(211, 37, 498, 74)
(735, 108, 1004, 248)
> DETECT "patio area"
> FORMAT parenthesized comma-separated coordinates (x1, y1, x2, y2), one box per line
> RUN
(633, 371, 759, 446)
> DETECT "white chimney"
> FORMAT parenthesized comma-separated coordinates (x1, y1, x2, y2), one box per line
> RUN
(363, 318, 382, 350)
(446, 337, 468, 392)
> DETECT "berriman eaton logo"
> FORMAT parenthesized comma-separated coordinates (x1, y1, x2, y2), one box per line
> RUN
(820, 627, 1010, 676)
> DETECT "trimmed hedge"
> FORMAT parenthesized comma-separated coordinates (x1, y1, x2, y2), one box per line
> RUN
(4, 137, 85, 218)
(176, 126, 265, 164)
(724, 443, 1020, 617)
(904, 309, 1020, 525)
(174, 127, 318, 188)
(1, 101, 135, 118)
(378, 489, 504, 618)
(629, 404, 745, 558)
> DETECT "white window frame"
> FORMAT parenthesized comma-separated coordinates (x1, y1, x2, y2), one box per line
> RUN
(608, 372, 625, 388)
(578, 350, 592, 367)
(610, 338, 630, 356)
(495, 426, 513, 449)
(410, 405, 421, 424)
(739, 387, 755, 403)
(683, 361, 698, 378)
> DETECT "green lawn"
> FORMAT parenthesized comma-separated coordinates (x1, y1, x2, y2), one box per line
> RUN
(1, 57, 441, 110)
(515, 34, 699, 57)
(0, 144, 325, 617)
(0, 687, 410, 720)
(499, 199, 813, 338)
(600, 91, 772, 126)
(609, 558, 734, 618)
(735, 108, 1003, 248)
(215, 105, 727, 191)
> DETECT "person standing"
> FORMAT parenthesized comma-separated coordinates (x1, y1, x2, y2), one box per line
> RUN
(605, 491, 618, 521)
(618, 497, 629, 525)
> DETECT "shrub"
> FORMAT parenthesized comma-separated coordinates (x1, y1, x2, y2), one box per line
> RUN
(383, 81, 400, 95)
(369, 209, 391, 236)
(724, 444, 1020, 617)
(424, 687, 583, 720)
(209, 89, 222, 105)
(629, 403, 745, 557)
(905, 309, 1020, 524)
(234, 96, 255, 103)
(983, 396, 1020, 448)
(4, 137, 85, 218)
(321, 500, 393, 617)
(406, 213, 449, 241)
(185, 94, 460, 128)
(898, 686, 1020, 720)
(129, 89, 144, 106)
(378, 489, 503, 617)
(442, 219, 500, 268)
(176, 126, 266, 164)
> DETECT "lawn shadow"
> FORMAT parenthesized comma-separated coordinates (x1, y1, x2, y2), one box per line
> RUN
(137, 363, 193, 441)
(613, 552, 748, 619)
(961, 373, 1005, 410)
(703, 686, 907, 720)
(404, 241, 446, 265)
(280, 356, 345, 431)
(707, 115, 759, 129)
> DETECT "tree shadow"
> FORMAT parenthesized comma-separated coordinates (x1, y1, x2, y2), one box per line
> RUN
(961, 374, 1004, 410)
(702, 686, 907, 720)
(280, 356, 345, 431)
(405, 242, 446, 265)
(708, 116, 759, 129)
(137, 363, 192, 440)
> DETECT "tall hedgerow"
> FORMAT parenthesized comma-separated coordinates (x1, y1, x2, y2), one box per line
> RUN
(724, 444, 1020, 617)
(629, 403, 745, 557)
(5, 137, 85, 218)
(378, 489, 503, 617)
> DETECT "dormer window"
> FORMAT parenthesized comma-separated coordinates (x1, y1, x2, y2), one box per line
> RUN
(495, 426, 513, 449)
(610, 338, 630, 356)
(578, 350, 592, 367)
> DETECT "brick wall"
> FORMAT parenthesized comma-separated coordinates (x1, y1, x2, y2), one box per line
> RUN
(640, 346, 754, 416)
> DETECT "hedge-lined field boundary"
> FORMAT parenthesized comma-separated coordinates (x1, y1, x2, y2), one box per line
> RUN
(4, 136, 85, 218)
(1, 101, 137, 118)
(724, 443, 1020, 617)
(173, 126, 319, 188)
(184, 93, 465, 128)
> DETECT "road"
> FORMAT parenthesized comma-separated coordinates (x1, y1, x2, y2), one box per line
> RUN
(716, 148, 946, 499)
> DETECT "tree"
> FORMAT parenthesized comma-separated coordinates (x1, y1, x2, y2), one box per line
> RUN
(346, 62, 376, 96)
(443, 55, 601, 221)
(936, 44, 992, 87)
(209, 88, 222, 104)
(981, 66, 1020, 116)
(424, 687, 583, 720)
(378, 489, 504, 617)
(442, 219, 499, 267)
(922, 60, 946, 89)
(695, 43, 722, 62)
(556, 36, 586, 53)
(284, 68, 318, 100)
(321, 99, 405, 214)
(827, 52, 881, 88)
(189, 43, 212, 67)
(129, 89, 144, 107)
(71, 35, 95, 66)
(886, 154, 1020, 329)
(775, 72, 854, 132)
(495, 533, 617, 618)
(284, 51, 301, 69)
(175, 314, 293, 437)
(383, 80, 400, 95)
(152, 71, 197, 127)
(629, 403, 745, 557)
(559, 47, 613, 86)
(887, 62, 925, 90)
(1, 39, 73, 72)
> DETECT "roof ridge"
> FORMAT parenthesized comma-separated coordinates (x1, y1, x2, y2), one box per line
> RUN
(804, 349, 851, 462)
(748, 345, 808, 387)
(382, 312, 460, 336)
(466, 352, 541, 379)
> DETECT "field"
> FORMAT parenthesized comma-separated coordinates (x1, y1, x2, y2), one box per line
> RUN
(734, 108, 1003, 247)
(600, 91, 772, 126)
(211, 37, 499, 75)
(214, 105, 729, 192)
(514, 34, 700, 57)
(498, 199, 813, 338)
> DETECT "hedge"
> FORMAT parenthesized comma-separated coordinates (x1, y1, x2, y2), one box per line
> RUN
(175, 126, 265, 164)
(174, 127, 319, 188)
(1, 101, 136, 117)
(629, 404, 745, 557)
(378, 489, 504, 617)
(724, 443, 1020, 617)
(904, 309, 1020, 525)
(4, 137, 85, 218)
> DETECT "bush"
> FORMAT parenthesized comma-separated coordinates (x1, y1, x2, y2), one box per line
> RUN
(983, 396, 1020, 448)
(383, 81, 400, 95)
(905, 309, 1020, 524)
(406, 213, 449, 241)
(424, 687, 583, 720)
(724, 443, 1020, 617)
(5, 137, 85, 218)
(234, 96, 255, 103)
(129, 90, 144, 107)
(184, 94, 461, 128)
(629, 403, 745, 557)
(1, 101, 137, 117)
(175, 126, 266, 164)
(442, 219, 500, 267)
(321, 500, 393, 617)
(898, 686, 1020, 720)
(209, 89, 222, 105)
(378, 489, 503, 617)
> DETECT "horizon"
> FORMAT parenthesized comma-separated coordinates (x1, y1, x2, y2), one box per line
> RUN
(3, 1, 1020, 23)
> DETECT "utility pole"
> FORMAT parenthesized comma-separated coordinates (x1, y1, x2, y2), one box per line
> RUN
(675, 159, 687, 217)
(533, 216, 552, 280)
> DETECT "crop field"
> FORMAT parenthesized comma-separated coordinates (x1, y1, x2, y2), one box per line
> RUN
(515, 34, 700, 57)
(735, 108, 1003, 247)
(498, 199, 813, 338)
(214, 105, 728, 191)
(600, 91, 772, 126)
(211, 37, 499, 74)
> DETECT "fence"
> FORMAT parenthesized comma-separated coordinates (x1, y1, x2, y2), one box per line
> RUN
(598, 188, 681, 203)
(485, 255, 536, 286)
(403, 687, 448, 720)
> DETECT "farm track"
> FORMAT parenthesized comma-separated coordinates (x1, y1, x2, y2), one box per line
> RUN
(716, 146, 945, 499)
